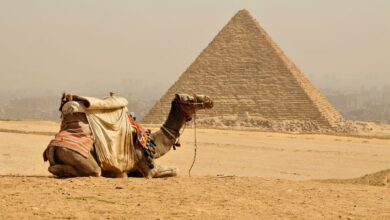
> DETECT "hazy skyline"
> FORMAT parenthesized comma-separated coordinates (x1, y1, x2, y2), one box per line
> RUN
(0, 0, 389, 97)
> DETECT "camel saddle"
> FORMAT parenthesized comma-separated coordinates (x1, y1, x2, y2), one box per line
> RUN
(44, 94, 140, 174)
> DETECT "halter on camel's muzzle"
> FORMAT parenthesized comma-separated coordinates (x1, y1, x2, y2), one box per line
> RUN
(174, 93, 212, 122)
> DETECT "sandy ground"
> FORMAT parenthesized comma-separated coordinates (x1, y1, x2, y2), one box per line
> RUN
(1, 120, 390, 219)
(1, 176, 389, 220)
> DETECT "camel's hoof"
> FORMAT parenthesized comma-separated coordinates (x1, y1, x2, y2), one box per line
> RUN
(153, 167, 179, 178)
(168, 167, 179, 177)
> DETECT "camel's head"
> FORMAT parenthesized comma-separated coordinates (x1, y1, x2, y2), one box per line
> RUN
(174, 93, 213, 121)
(162, 94, 213, 139)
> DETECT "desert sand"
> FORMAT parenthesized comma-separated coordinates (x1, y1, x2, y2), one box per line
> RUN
(1, 120, 390, 219)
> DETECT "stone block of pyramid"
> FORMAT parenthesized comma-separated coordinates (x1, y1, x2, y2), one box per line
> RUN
(142, 9, 344, 131)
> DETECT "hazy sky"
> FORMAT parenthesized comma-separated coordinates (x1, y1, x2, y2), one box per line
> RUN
(0, 0, 389, 97)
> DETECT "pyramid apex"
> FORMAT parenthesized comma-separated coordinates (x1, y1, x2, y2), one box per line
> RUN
(234, 9, 254, 18)
(230, 9, 258, 26)
(237, 9, 251, 14)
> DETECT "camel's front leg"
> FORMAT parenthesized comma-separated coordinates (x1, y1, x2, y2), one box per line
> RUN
(149, 165, 179, 178)
(136, 160, 179, 178)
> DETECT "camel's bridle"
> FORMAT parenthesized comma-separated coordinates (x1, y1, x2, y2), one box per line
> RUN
(160, 97, 195, 150)
(161, 94, 206, 138)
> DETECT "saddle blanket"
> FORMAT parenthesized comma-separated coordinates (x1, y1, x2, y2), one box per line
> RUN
(43, 113, 94, 162)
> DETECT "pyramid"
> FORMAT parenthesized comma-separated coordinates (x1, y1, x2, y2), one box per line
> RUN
(142, 9, 344, 131)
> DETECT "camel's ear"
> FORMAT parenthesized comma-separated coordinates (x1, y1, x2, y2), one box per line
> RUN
(174, 94, 180, 101)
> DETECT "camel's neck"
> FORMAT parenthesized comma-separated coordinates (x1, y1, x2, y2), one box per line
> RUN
(163, 101, 187, 133)
(152, 102, 187, 159)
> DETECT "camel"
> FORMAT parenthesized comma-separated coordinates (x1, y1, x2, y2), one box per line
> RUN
(43, 93, 213, 178)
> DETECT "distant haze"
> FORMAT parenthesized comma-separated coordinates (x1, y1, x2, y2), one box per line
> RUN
(0, 0, 389, 98)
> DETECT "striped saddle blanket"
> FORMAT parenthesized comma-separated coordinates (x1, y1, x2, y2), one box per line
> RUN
(43, 113, 94, 161)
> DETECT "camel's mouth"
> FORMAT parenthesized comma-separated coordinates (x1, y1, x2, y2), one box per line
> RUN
(175, 94, 214, 109)
(200, 95, 213, 109)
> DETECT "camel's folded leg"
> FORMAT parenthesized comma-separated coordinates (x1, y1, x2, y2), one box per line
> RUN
(149, 165, 179, 178)
(48, 147, 101, 177)
(49, 164, 80, 178)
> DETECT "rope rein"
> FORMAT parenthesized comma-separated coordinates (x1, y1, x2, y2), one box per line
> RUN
(163, 97, 204, 177)
(188, 110, 197, 177)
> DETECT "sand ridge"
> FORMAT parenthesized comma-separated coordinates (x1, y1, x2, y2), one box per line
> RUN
(323, 169, 390, 187)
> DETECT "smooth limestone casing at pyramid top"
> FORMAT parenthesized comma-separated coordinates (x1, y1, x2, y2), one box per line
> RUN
(142, 9, 344, 131)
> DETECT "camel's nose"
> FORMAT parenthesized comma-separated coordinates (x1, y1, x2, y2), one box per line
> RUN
(204, 96, 214, 109)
